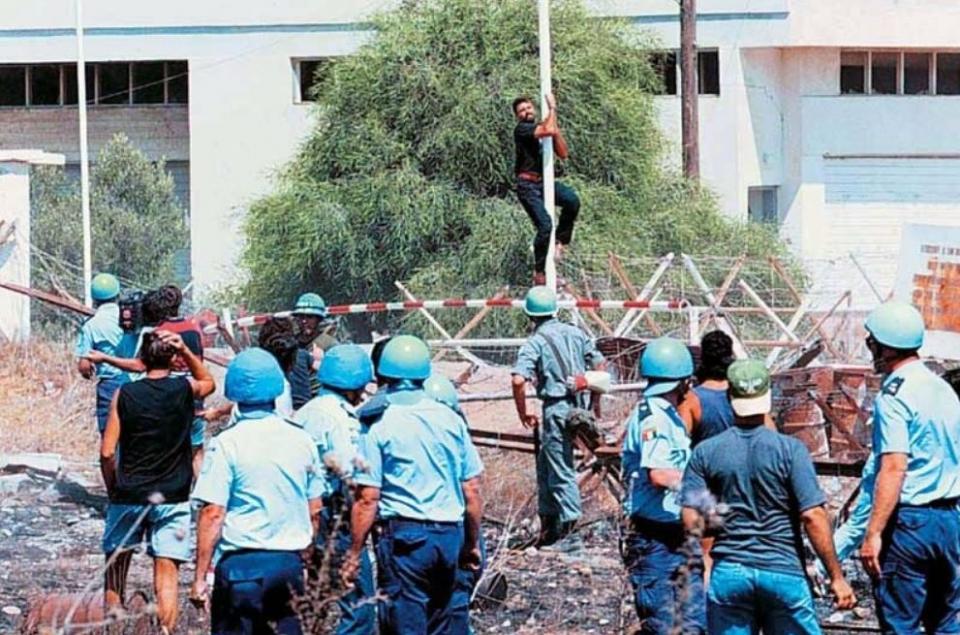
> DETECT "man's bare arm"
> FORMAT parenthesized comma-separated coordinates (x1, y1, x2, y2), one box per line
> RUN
(342, 486, 380, 586)
(861, 453, 907, 578)
(648, 468, 683, 490)
(85, 351, 146, 373)
(100, 392, 122, 493)
(681, 507, 704, 536)
(462, 477, 483, 568)
(512, 374, 539, 429)
(157, 331, 215, 398)
(803, 505, 856, 609)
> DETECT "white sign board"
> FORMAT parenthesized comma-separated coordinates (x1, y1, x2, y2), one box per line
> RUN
(893, 223, 960, 360)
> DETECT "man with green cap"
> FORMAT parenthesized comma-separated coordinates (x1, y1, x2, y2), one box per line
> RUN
(75, 273, 135, 433)
(680, 359, 855, 633)
(511, 286, 606, 551)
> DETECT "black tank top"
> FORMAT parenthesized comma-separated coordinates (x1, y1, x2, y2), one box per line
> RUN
(113, 376, 194, 504)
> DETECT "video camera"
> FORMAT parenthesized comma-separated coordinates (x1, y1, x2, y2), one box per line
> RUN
(118, 290, 145, 333)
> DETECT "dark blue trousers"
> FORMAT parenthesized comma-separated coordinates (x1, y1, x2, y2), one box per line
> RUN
(875, 504, 960, 634)
(317, 506, 376, 634)
(376, 519, 464, 635)
(96, 375, 127, 433)
(450, 531, 486, 634)
(515, 179, 580, 275)
(212, 550, 304, 635)
(623, 518, 706, 635)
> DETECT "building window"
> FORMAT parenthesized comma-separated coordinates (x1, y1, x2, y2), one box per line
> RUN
(296, 59, 330, 103)
(649, 50, 719, 96)
(98, 63, 130, 104)
(698, 50, 720, 95)
(903, 53, 931, 95)
(29, 65, 61, 105)
(840, 52, 867, 94)
(166, 61, 189, 104)
(937, 53, 960, 95)
(133, 62, 166, 104)
(650, 52, 677, 95)
(871, 52, 899, 95)
(748, 187, 778, 224)
(0, 66, 26, 106)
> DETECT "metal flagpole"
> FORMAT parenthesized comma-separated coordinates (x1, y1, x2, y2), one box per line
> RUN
(538, 0, 557, 291)
(76, 0, 93, 306)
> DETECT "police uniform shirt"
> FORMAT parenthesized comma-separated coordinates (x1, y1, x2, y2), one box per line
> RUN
(874, 360, 960, 505)
(622, 396, 692, 523)
(512, 319, 604, 399)
(354, 389, 483, 522)
(192, 410, 328, 552)
(75, 303, 133, 380)
(294, 390, 362, 483)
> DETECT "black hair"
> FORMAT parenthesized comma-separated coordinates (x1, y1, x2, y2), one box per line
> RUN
(512, 96, 533, 114)
(258, 317, 299, 374)
(155, 284, 183, 320)
(141, 290, 164, 327)
(697, 330, 735, 382)
(139, 331, 176, 371)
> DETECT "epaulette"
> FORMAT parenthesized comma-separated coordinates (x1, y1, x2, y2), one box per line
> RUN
(634, 396, 653, 421)
(883, 377, 905, 397)
(283, 417, 305, 429)
(358, 392, 390, 427)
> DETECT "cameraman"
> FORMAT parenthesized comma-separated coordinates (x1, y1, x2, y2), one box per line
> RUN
(75, 273, 136, 434)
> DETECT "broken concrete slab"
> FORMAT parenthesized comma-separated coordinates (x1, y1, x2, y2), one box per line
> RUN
(0, 474, 32, 496)
(0, 453, 62, 477)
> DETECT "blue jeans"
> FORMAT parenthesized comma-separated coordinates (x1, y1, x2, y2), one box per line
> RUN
(212, 550, 304, 635)
(708, 561, 819, 634)
(515, 179, 580, 275)
(96, 375, 127, 433)
(875, 505, 960, 634)
(317, 507, 376, 634)
(376, 519, 463, 635)
(623, 518, 706, 634)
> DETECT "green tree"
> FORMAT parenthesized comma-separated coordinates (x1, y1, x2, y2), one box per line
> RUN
(30, 133, 188, 323)
(240, 0, 789, 333)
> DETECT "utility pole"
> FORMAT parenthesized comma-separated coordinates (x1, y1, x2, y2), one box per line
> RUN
(680, 0, 699, 181)
(76, 0, 93, 306)
(538, 0, 557, 291)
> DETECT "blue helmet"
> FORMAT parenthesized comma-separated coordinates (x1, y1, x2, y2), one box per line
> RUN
(865, 301, 925, 350)
(424, 374, 459, 409)
(91, 273, 120, 302)
(640, 337, 694, 397)
(524, 286, 557, 317)
(293, 292, 327, 317)
(318, 344, 374, 391)
(378, 335, 431, 381)
(225, 348, 285, 405)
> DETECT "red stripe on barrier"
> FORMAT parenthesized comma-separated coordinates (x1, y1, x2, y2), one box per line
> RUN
(487, 298, 514, 307)
(366, 303, 388, 312)
(402, 301, 424, 309)
(442, 299, 467, 307)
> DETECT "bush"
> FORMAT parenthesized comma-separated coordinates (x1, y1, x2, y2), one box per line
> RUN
(30, 133, 188, 328)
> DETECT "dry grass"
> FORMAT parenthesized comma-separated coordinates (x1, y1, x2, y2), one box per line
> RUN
(0, 339, 99, 458)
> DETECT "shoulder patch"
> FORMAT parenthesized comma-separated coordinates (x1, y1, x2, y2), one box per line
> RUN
(883, 377, 905, 397)
(358, 393, 390, 426)
(635, 397, 652, 421)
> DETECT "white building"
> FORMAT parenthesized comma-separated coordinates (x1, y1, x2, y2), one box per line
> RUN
(2, 1, 959, 303)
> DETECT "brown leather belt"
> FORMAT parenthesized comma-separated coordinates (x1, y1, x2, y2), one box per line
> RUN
(516, 171, 543, 183)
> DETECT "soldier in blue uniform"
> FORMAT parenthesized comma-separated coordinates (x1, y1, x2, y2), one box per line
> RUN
(190, 348, 327, 634)
(859, 301, 960, 633)
(75, 273, 134, 433)
(621, 337, 705, 634)
(294, 344, 376, 634)
(424, 374, 486, 634)
(511, 286, 605, 551)
(342, 335, 484, 635)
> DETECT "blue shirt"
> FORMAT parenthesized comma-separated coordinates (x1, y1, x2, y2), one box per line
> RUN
(873, 360, 960, 505)
(191, 410, 327, 552)
(622, 397, 692, 523)
(354, 388, 483, 522)
(512, 319, 604, 400)
(294, 390, 362, 492)
(74, 303, 134, 380)
(680, 425, 826, 575)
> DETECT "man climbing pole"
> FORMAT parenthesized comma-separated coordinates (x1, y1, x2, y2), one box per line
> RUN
(512, 93, 581, 286)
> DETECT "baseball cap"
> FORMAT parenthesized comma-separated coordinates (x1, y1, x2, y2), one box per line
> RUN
(727, 359, 771, 417)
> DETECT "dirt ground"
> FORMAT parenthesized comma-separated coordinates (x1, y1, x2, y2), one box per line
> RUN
(0, 341, 877, 634)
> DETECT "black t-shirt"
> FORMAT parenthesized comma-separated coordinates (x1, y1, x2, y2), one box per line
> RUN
(514, 121, 542, 175)
(288, 347, 316, 410)
(113, 376, 195, 504)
